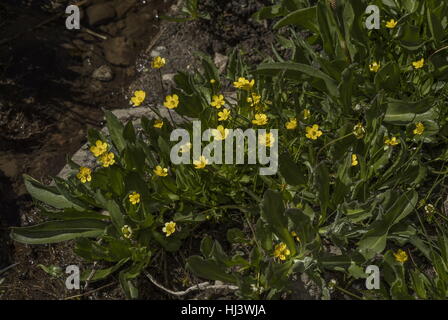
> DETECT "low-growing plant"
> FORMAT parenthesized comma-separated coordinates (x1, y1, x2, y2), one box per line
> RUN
(11, 0, 448, 299)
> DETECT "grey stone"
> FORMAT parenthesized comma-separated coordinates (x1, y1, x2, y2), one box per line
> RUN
(103, 37, 134, 66)
(92, 65, 113, 81)
(214, 53, 228, 73)
(86, 3, 116, 26)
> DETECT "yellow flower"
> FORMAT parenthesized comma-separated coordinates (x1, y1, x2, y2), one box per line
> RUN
(412, 58, 425, 69)
(153, 119, 164, 128)
(153, 165, 168, 177)
(151, 56, 166, 69)
(76, 167, 92, 183)
(163, 94, 179, 109)
(90, 140, 108, 157)
(413, 122, 425, 135)
(353, 123, 366, 139)
(273, 243, 291, 261)
(386, 19, 398, 29)
(162, 221, 176, 237)
(285, 118, 297, 130)
(351, 154, 359, 167)
(291, 231, 300, 242)
(180, 142, 192, 153)
(130, 90, 146, 107)
(212, 125, 230, 140)
(98, 152, 115, 167)
(121, 225, 133, 239)
(393, 249, 408, 263)
(369, 61, 381, 73)
(384, 136, 400, 146)
(233, 77, 255, 90)
(303, 109, 311, 120)
(193, 155, 208, 169)
(252, 113, 268, 126)
(211, 94, 225, 109)
(129, 192, 140, 205)
(259, 132, 275, 148)
(247, 93, 261, 107)
(210, 79, 216, 84)
(218, 109, 231, 121)
(305, 124, 323, 140)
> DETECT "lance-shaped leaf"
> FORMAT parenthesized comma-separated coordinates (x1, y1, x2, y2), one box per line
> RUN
(24, 174, 83, 210)
(261, 190, 296, 255)
(10, 219, 108, 244)
(186, 256, 237, 284)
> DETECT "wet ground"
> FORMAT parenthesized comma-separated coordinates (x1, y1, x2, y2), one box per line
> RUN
(0, 0, 275, 299)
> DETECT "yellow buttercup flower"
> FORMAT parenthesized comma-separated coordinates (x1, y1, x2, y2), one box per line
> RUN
(212, 125, 230, 140)
(413, 122, 425, 135)
(369, 61, 381, 73)
(353, 123, 366, 139)
(193, 155, 208, 169)
(211, 94, 225, 109)
(273, 243, 291, 261)
(394, 249, 408, 263)
(291, 231, 300, 242)
(162, 221, 176, 237)
(303, 109, 311, 120)
(163, 94, 179, 109)
(129, 192, 140, 205)
(153, 119, 164, 128)
(76, 167, 92, 183)
(285, 118, 297, 130)
(151, 56, 166, 69)
(130, 90, 146, 107)
(247, 93, 261, 107)
(384, 136, 400, 146)
(233, 77, 255, 90)
(412, 58, 425, 69)
(90, 140, 108, 157)
(351, 154, 359, 167)
(121, 225, 133, 239)
(210, 79, 216, 84)
(386, 19, 398, 29)
(218, 109, 231, 121)
(180, 142, 192, 153)
(305, 124, 323, 140)
(252, 113, 268, 126)
(99, 152, 115, 167)
(259, 132, 275, 148)
(153, 165, 168, 177)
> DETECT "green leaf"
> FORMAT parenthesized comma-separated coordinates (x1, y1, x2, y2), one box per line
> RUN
(358, 191, 417, 257)
(257, 62, 338, 97)
(315, 163, 330, 218)
(81, 259, 129, 282)
(40, 207, 109, 221)
(119, 269, 139, 299)
(200, 236, 214, 258)
(316, 1, 336, 58)
(273, 6, 318, 33)
(37, 264, 63, 278)
(384, 98, 435, 124)
(261, 190, 296, 255)
(24, 175, 82, 210)
(279, 153, 306, 186)
(104, 110, 126, 153)
(10, 219, 108, 244)
(186, 256, 237, 284)
(227, 228, 246, 244)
